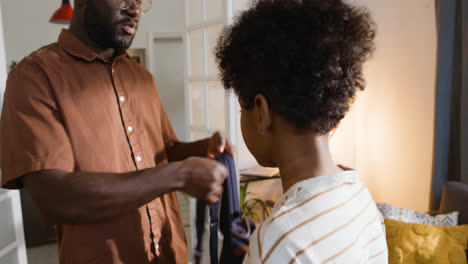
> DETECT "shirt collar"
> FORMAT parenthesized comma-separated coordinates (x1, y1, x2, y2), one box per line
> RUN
(58, 29, 99, 62)
(57, 29, 130, 62)
(273, 169, 360, 211)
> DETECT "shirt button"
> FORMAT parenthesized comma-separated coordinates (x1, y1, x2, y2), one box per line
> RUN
(120, 96, 125, 102)
(127, 126, 133, 132)
(136, 156, 142, 162)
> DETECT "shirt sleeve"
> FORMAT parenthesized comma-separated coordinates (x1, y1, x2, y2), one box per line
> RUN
(0, 59, 74, 189)
(160, 101, 179, 149)
(152, 81, 179, 150)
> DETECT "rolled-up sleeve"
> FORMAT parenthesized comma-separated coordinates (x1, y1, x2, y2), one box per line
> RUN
(0, 59, 74, 189)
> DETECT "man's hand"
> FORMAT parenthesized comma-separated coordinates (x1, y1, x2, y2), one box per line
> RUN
(207, 132, 235, 159)
(178, 157, 228, 203)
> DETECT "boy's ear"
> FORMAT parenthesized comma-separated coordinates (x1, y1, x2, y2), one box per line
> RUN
(254, 94, 272, 135)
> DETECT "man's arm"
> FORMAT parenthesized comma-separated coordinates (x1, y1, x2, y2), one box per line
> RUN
(166, 132, 235, 162)
(23, 157, 227, 225)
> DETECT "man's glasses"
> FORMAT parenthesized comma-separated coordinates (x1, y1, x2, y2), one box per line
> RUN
(116, 0, 152, 15)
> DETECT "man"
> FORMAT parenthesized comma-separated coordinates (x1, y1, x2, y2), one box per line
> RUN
(0, 0, 232, 263)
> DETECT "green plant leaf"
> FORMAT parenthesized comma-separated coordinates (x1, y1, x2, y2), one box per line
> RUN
(239, 182, 248, 207)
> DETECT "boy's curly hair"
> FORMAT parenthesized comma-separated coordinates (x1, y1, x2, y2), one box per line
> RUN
(215, 0, 376, 133)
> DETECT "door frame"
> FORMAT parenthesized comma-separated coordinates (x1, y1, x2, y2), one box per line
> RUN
(0, 1, 28, 263)
(0, 190, 28, 264)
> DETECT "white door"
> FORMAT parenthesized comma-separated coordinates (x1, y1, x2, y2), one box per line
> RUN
(0, 190, 27, 264)
(184, 0, 236, 144)
(0, 3, 27, 264)
(183, 0, 236, 263)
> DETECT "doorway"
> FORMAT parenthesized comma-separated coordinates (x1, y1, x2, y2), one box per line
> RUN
(151, 34, 187, 141)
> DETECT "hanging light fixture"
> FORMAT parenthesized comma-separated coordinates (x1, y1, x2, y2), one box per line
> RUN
(50, 0, 74, 24)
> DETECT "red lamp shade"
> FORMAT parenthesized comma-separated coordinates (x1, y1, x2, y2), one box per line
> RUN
(50, 0, 73, 24)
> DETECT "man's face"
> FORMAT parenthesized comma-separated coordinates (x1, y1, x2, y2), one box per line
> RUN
(84, 0, 141, 50)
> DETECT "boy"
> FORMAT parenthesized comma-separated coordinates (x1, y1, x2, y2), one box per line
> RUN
(215, 0, 388, 263)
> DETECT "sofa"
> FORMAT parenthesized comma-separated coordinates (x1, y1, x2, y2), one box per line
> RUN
(438, 181, 468, 260)
(438, 181, 468, 226)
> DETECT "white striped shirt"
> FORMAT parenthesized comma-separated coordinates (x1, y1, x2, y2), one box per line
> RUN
(244, 170, 388, 264)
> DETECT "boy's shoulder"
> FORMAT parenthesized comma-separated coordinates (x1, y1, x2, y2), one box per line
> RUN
(271, 170, 362, 215)
(253, 171, 387, 263)
(259, 170, 364, 239)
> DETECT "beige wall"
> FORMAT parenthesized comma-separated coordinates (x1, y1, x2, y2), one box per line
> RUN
(233, 0, 264, 171)
(331, 0, 437, 212)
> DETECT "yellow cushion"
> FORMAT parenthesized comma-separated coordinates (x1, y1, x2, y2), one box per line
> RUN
(384, 218, 468, 264)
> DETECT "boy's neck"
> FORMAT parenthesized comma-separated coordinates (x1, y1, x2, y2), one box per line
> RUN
(272, 129, 342, 193)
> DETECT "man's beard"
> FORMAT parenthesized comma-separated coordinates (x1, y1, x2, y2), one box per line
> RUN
(84, 2, 135, 50)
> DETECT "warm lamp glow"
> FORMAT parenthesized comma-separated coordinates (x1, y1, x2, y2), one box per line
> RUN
(329, 127, 338, 141)
(50, 0, 73, 24)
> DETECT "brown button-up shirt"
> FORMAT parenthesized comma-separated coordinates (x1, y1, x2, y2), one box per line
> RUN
(0, 30, 188, 263)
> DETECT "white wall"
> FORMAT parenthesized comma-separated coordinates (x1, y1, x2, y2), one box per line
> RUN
(1, 0, 183, 68)
(1, 0, 64, 67)
(331, 0, 437, 212)
(1, 0, 186, 137)
(133, 0, 184, 47)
